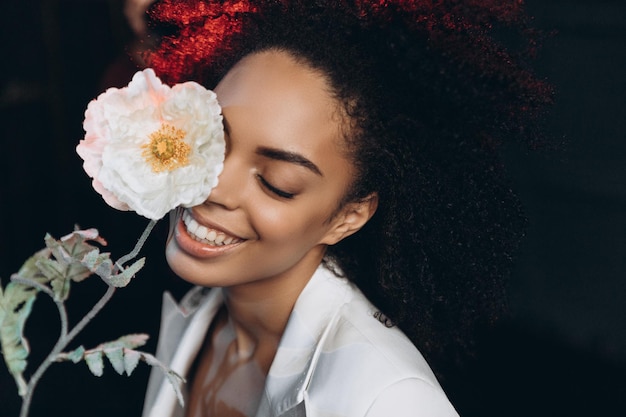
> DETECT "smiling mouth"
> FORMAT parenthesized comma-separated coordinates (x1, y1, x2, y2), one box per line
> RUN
(182, 209, 244, 246)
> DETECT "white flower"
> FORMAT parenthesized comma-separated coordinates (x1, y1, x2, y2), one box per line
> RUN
(77, 69, 225, 220)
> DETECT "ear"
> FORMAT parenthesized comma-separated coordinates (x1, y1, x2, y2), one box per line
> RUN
(321, 193, 378, 245)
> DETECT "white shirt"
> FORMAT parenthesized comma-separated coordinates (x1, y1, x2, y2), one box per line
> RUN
(142, 264, 459, 417)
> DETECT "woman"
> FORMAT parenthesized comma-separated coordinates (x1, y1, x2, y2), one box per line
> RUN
(141, 1, 552, 416)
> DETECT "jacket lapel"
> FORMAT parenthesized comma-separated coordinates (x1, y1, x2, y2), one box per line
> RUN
(255, 265, 353, 417)
(144, 264, 353, 417)
(143, 287, 224, 417)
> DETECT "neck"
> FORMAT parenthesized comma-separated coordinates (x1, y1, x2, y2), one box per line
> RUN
(221, 250, 324, 356)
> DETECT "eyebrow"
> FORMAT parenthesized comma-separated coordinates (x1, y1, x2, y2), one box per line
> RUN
(256, 146, 323, 176)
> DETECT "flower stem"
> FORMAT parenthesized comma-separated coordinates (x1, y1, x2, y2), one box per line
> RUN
(9, 277, 69, 340)
(18, 285, 115, 417)
(116, 219, 157, 269)
(17, 219, 157, 417)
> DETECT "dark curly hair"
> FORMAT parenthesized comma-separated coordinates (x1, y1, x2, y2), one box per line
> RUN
(146, 0, 552, 376)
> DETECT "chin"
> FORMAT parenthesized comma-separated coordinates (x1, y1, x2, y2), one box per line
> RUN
(165, 239, 199, 284)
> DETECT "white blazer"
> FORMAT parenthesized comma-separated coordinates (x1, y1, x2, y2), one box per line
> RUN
(142, 264, 459, 417)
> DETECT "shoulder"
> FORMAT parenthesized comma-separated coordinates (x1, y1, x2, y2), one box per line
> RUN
(362, 378, 460, 417)
(305, 280, 458, 416)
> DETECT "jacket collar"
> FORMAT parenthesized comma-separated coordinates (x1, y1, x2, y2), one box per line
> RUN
(149, 264, 354, 417)
(255, 264, 354, 416)
(144, 286, 224, 417)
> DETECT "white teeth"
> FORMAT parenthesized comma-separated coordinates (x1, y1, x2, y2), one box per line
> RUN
(182, 210, 240, 246)
(196, 225, 209, 239)
(187, 220, 199, 235)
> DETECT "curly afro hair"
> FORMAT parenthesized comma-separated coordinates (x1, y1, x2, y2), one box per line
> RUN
(146, 0, 553, 377)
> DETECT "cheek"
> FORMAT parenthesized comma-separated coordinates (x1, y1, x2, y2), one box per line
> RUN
(252, 202, 331, 246)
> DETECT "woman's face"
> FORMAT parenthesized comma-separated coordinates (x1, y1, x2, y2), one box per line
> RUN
(166, 50, 374, 294)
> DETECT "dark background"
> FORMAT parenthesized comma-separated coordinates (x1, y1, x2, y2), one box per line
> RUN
(0, 1, 624, 416)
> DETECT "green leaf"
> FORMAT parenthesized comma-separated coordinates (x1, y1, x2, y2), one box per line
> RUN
(64, 346, 86, 364)
(123, 349, 141, 375)
(101, 258, 146, 288)
(57, 334, 150, 375)
(47, 228, 110, 281)
(16, 248, 52, 284)
(114, 333, 149, 349)
(0, 281, 38, 396)
(34, 258, 64, 282)
(81, 249, 104, 270)
(165, 371, 186, 407)
(141, 351, 186, 407)
(80, 250, 115, 282)
(124, 349, 141, 376)
(35, 258, 70, 301)
(46, 229, 106, 270)
(96, 333, 149, 351)
(105, 347, 125, 375)
(61, 228, 107, 247)
(85, 351, 104, 377)
(55, 334, 185, 406)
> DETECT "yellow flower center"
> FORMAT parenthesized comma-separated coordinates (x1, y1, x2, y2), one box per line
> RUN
(142, 124, 191, 173)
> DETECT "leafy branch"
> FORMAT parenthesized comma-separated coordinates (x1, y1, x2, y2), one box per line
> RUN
(0, 220, 184, 417)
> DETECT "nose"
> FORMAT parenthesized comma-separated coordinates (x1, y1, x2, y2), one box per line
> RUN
(204, 152, 246, 210)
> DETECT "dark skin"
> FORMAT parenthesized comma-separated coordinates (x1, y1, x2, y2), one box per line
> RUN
(149, 1, 552, 380)
(177, 51, 377, 417)
(185, 307, 273, 417)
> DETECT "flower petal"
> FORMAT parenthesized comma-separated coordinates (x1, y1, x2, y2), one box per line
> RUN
(77, 69, 225, 220)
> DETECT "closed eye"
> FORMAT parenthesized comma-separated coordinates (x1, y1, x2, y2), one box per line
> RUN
(256, 174, 295, 199)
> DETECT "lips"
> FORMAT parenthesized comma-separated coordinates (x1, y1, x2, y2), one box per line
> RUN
(181, 209, 244, 246)
(172, 208, 246, 259)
